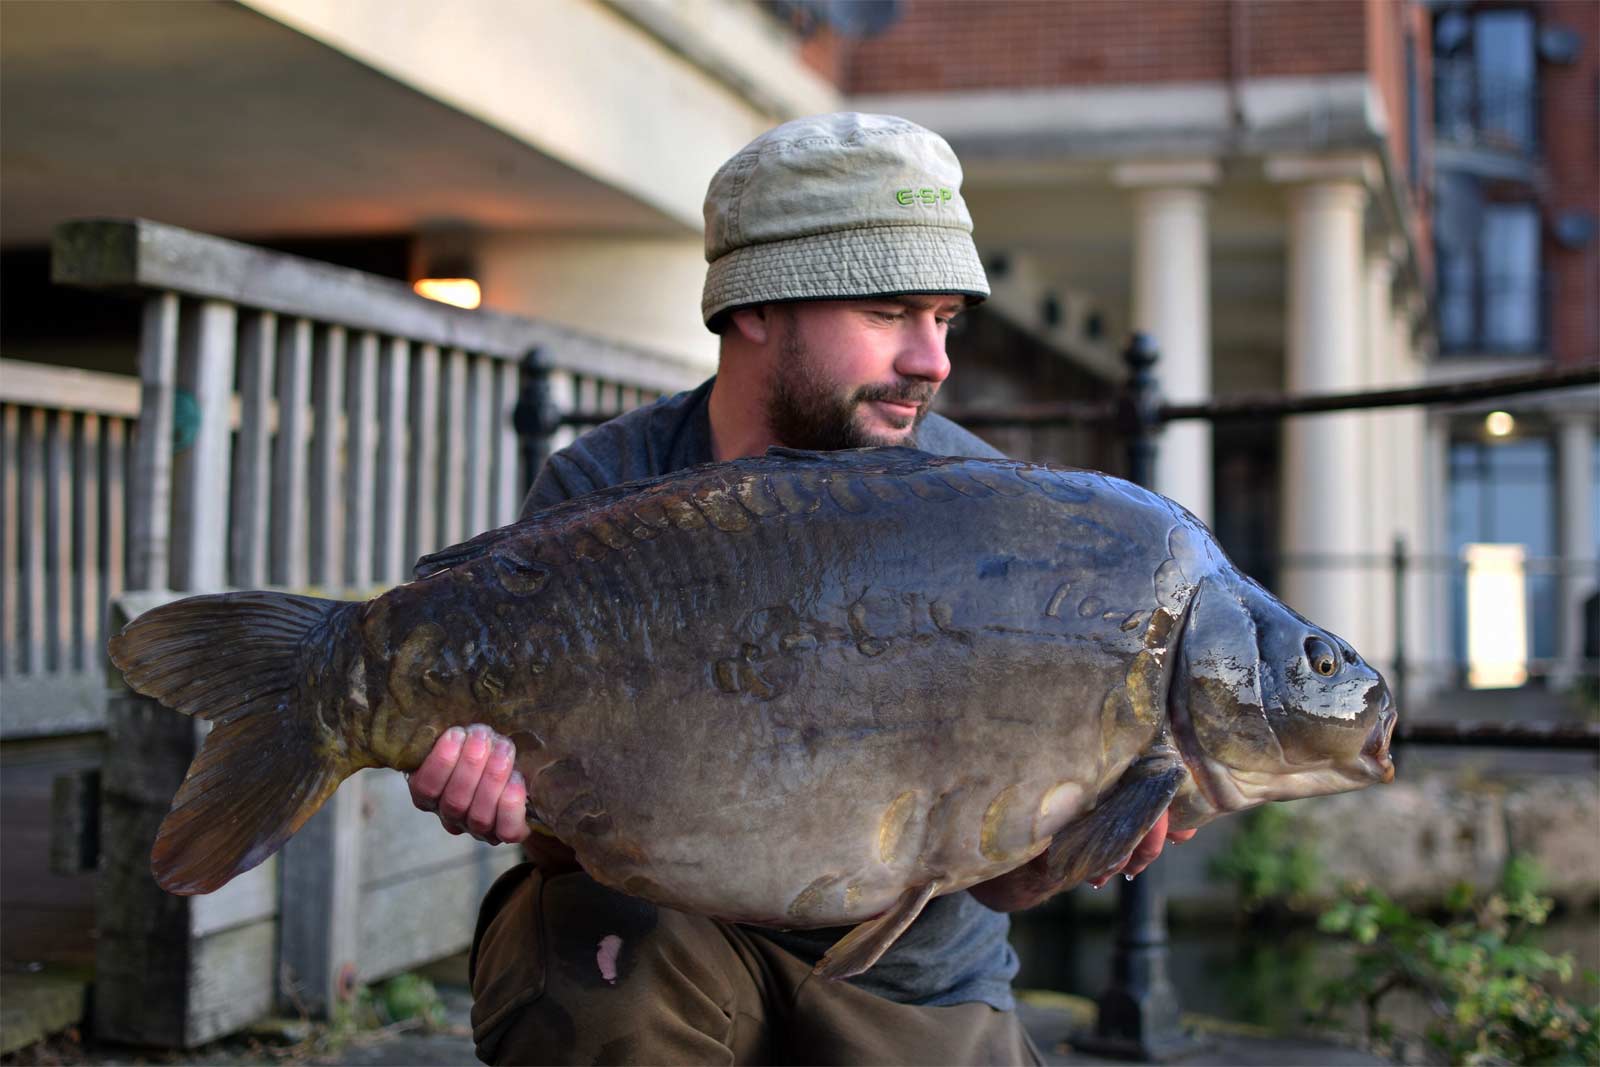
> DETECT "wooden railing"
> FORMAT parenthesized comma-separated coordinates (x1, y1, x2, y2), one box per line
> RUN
(43, 217, 710, 1046)
(50, 218, 704, 600)
(0, 360, 135, 737)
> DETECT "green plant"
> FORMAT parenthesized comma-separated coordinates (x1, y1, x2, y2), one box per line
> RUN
(328, 972, 447, 1037)
(377, 973, 448, 1029)
(1313, 857, 1598, 1065)
(1207, 804, 1323, 910)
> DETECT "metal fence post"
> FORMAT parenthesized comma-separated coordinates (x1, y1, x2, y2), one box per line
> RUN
(1120, 332, 1159, 488)
(512, 348, 557, 495)
(1392, 534, 1409, 716)
(1075, 333, 1199, 1061)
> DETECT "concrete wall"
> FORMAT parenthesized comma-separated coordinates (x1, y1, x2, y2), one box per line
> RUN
(1070, 756, 1600, 919)
(467, 232, 718, 369)
(1294, 764, 1600, 907)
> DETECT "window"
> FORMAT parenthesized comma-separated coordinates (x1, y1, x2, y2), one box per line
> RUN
(1434, 173, 1543, 354)
(1433, 6, 1539, 155)
(1481, 204, 1540, 349)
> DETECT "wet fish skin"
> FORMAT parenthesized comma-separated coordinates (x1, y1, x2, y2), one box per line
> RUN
(107, 446, 1396, 978)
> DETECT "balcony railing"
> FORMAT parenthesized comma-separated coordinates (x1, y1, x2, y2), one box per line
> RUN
(1434, 60, 1540, 157)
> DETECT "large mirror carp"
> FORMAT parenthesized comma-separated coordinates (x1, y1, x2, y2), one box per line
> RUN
(109, 446, 1396, 978)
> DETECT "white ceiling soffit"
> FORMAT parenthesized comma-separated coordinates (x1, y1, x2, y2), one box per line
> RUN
(0, 0, 773, 247)
(240, 0, 816, 231)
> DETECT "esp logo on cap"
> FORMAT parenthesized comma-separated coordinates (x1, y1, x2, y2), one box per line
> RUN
(896, 187, 954, 206)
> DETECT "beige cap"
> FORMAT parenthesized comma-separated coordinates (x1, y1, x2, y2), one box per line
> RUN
(701, 112, 989, 331)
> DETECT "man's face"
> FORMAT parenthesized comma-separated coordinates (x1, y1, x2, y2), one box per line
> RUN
(764, 296, 964, 451)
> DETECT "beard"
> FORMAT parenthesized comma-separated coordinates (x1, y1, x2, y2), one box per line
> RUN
(765, 329, 936, 452)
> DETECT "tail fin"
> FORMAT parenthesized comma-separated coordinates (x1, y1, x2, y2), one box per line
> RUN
(107, 591, 367, 895)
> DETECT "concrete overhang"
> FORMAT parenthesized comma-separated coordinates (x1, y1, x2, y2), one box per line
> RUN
(852, 75, 1382, 169)
(1, 0, 835, 249)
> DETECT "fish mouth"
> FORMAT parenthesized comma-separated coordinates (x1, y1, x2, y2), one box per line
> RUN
(1170, 678, 1398, 810)
(1361, 697, 1398, 784)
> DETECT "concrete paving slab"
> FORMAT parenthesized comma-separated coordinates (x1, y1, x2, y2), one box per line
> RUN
(0, 971, 1393, 1065)
(0, 971, 88, 1056)
(1016, 992, 1392, 1067)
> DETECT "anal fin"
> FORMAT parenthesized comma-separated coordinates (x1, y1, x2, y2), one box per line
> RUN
(1044, 746, 1188, 888)
(813, 880, 944, 980)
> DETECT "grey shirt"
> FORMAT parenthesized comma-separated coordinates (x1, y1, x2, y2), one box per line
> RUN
(520, 376, 1021, 1011)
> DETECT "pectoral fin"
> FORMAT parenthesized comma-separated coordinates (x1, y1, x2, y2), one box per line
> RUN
(813, 880, 944, 980)
(1045, 746, 1187, 887)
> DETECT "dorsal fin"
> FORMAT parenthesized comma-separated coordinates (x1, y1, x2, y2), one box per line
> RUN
(762, 445, 936, 465)
(413, 525, 521, 580)
(412, 479, 668, 579)
(414, 447, 946, 580)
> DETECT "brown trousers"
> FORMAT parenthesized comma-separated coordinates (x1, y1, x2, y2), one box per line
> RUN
(470, 864, 1042, 1066)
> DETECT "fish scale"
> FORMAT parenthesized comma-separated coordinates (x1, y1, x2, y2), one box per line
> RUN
(107, 445, 1396, 980)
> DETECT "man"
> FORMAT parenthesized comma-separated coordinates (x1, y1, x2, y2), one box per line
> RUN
(408, 112, 1193, 1065)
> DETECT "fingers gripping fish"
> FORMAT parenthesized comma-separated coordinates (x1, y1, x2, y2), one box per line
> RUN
(107, 447, 1396, 979)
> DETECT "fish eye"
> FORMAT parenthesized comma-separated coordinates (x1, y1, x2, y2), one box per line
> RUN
(1305, 636, 1339, 678)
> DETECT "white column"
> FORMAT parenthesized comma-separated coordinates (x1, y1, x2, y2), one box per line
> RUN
(1276, 174, 1371, 644)
(1556, 412, 1598, 688)
(1392, 301, 1434, 706)
(1423, 412, 1454, 698)
(1362, 246, 1399, 670)
(1115, 161, 1217, 526)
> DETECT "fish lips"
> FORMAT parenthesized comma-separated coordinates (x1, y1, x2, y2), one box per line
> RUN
(1360, 688, 1398, 784)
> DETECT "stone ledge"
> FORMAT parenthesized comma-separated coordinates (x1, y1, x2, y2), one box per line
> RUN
(0, 971, 88, 1056)
(1292, 770, 1600, 906)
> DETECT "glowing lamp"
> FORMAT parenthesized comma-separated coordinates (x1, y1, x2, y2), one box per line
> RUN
(1484, 411, 1515, 438)
(413, 278, 481, 310)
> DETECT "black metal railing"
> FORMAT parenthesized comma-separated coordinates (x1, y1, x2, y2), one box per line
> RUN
(1434, 61, 1540, 157)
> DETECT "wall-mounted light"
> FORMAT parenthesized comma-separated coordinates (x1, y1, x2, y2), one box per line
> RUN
(413, 277, 481, 310)
(1484, 410, 1515, 438)
(1040, 293, 1063, 329)
(1554, 210, 1597, 250)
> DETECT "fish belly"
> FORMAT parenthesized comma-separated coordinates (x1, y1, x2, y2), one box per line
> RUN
(523, 623, 1122, 926)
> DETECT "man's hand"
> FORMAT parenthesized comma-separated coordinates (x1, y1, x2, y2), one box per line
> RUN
(968, 810, 1198, 912)
(407, 725, 529, 845)
(1085, 810, 1197, 889)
